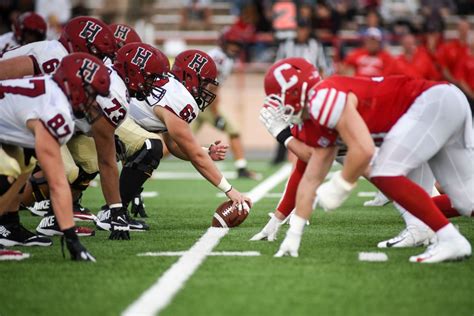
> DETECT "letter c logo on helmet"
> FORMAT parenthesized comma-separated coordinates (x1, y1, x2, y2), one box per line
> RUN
(77, 59, 100, 84)
(273, 63, 298, 92)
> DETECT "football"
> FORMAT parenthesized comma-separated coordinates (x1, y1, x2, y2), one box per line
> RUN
(211, 200, 250, 228)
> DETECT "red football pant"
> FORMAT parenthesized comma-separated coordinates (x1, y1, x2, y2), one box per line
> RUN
(371, 176, 449, 232)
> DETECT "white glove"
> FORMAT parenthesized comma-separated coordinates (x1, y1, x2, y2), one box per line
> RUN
(317, 171, 356, 212)
(250, 214, 282, 241)
(274, 229, 302, 257)
(259, 95, 290, 138)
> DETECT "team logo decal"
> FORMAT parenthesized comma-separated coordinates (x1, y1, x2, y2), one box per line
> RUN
(188, 53, 208, 73)
(131, 47, 152, 68)
(77, 59, 100, 83)
(79, 21, 103, 42)
(114, 25, 130, 41)
(273, 63, 298, 91)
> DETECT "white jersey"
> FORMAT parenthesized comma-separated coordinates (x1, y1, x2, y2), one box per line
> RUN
(0, 32, 19, 55)
(75, 66, 129, 133)
(208, 47, 234, 83)
(1, 39, 68, 75)
(0, 76, 74, 148)
(129, 76, 199, 132)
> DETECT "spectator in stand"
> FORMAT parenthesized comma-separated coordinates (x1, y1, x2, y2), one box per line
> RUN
(420, 0, 456, 22)
(341, 27, 400, 76)
(454, 39, 474, 112)
(379, 0, 419, 35)
(180, 0, 213, 30)
(422, 20, 444, 63)
(327, 0, 358, 22)
(396, 33, 442, 80)
(312, 1, 342, 39)
(436, 18, 470, 84)
(358, 8, 388, 38)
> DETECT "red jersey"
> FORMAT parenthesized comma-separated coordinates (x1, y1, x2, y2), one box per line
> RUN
(291, 119, 338, 148)
(344, 48, 400, 77)
(436, 39, 469, 74)
(396, 47, 442, 80)
(307, 75, 443, 137)
(454, 52, 474, 90)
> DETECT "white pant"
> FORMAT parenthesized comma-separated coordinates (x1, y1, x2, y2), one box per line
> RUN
(371, 84, 474, 216)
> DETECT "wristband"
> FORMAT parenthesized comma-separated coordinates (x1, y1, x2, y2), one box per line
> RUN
(109, 203, 123, 209)
(283, 136, 294, 148)
(217, 177, 232, 193)
(276, 127, 292, 145)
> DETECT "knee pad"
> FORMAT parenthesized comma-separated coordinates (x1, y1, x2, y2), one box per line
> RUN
(124, 139, 163, 175)
(70, 167, 98, 191)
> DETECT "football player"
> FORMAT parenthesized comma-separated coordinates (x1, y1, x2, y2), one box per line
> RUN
(191, 27, 259, 179)
(109, 23, 142, 48)
(258, 58, 472, 263)
(97, 49, 251, 227)
(0, 53, 110, 261)
(0, 12, 47, 54)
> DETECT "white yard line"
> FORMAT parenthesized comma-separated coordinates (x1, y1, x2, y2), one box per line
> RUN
(151, 171, 237, 180)
(137, 251, 261, 257)
(122, 163, 292, 316)
(357, 192, 377, 197)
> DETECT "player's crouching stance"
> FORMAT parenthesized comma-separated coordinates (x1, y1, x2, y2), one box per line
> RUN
(0, 53, 111, 261)
(257, 58, 472, 263)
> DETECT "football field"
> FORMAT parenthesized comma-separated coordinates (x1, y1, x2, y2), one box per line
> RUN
(1, 160, 473, 316)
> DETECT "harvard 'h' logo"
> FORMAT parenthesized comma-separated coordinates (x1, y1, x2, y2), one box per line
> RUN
(77, 59, 99, 83)
(131, 47, 152, 68)
(188, 53, 208, 73)
(79, 21, 103, 42)
(114, 25, 130, 41)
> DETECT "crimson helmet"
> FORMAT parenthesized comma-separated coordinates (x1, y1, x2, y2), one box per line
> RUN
(59, 16, 117, 61)
(53, 53, 110, 118)
(264, 57, 321, 123)
(114, 43, 170, 100)
(12, 12, 47, 45)
(109, 23, 142, 48)
(171, 49, 218, 111)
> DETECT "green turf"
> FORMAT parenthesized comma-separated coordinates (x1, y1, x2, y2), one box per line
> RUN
(0, 160, 472, 316)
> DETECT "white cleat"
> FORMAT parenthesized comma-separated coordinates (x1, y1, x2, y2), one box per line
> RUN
(409, 237, 471, 263)
(364, 191, 390, 207)
(274, 230, 301, 258)
(378, 225, 436, 248)
(250, 214, 281, 241)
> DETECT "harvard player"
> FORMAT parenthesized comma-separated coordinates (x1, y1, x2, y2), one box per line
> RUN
(103, 49, 251, 221)
(0, 53, 109, 261)
(0, 12, 47, 54)
(259, 58, 473, 263)
(109, 23, 142, 48)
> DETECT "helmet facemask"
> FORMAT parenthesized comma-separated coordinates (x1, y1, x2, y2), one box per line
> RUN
(196, 77, 218, 111)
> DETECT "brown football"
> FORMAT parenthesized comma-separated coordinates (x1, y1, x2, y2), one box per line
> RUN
(211, 200, 250, 228)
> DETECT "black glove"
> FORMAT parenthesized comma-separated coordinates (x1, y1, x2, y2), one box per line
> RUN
(214, 115, 226, 131)
(131, 188, 148, 218)
(61, 236, 96, 262)
(109, 206, 130, 240)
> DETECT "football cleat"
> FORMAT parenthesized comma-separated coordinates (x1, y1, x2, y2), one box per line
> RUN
(377, 225, 435, 248)
(73, 201, 96, 222)
(61, 237, 96, 262)
(363, 191, 391, 207)
(237, 168, 263, 181)
(409, 237, 471, 263)
(96, 205, 149, 232)
(0, 245, 30, 261)
(36, 216, 95, 237)
(0, 223, 52, 247)
(27, 200, 51, 217)
(131, 191, 148, 218)
(250, 214, 282, 241)
(274, 229, 302, 258)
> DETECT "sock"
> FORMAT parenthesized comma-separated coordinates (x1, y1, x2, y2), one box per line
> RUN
(277, 159, 306, 217)
(61, 227, 78, 240)
(120, 168, 150, 207)
(235, 159, 247, 170)
(432, 195, 472, 218)
(263, 215, 282, 234)
(436, 223, 461, 241)
(0, 211, 20, 225)
(371, 176, 449, 232)
(394, 203, 429, 228)
(289, 214, 306, 235)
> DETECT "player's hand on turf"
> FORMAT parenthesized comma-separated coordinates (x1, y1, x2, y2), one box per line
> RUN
(250, 214, 281, 241)
(209, 140, 228, 161)
(225, 188, 252, 215)
(274, 229, 302, 257)
(317, 171, 356, 212)
(259, 95, 290, 138)
(109, 206, 130, 240)
(62, 237, 96, 262)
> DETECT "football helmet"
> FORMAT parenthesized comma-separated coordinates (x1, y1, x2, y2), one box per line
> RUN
(59, 16, 117, 61)
(114, 43, 170, 100)
(264, 57, 321, 123)
(109, 23, 142, 48)
(12, 12, 47, 45)
(53, 53, 110, 118)
(171, 49, 218, 111)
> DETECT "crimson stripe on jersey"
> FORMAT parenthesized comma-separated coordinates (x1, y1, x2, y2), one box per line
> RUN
(319, 88, 337, 126)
